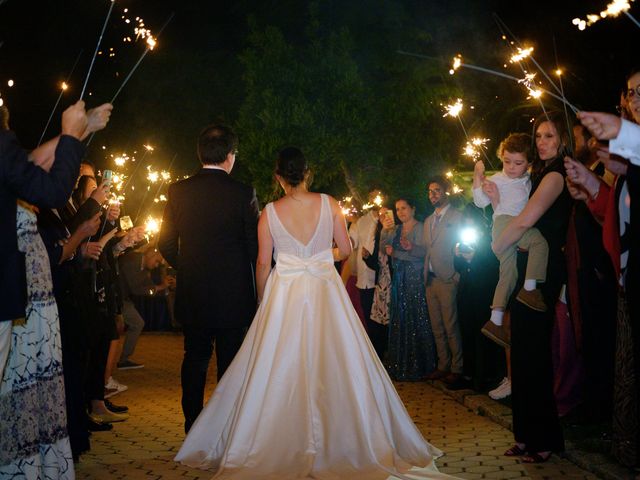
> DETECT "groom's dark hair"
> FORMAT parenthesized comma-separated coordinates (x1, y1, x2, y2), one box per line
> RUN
(198, 124, 238, 165)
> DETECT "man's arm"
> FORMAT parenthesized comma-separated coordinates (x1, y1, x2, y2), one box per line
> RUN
(158, 186, 179, 268)
(1, 131, 85, 208)
(243, 187, 260, 262)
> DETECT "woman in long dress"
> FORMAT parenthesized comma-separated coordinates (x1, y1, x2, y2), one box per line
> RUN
(175, 147, 451, 479)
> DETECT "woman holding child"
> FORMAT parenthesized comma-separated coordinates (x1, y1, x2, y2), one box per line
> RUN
(489, 111, 573, 463)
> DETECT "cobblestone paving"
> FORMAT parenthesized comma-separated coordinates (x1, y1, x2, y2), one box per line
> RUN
(76, 333, 599, 479)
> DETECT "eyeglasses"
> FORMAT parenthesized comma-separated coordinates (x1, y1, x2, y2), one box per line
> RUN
(626, 85, 640, 99)
(428, 188, 442, 195)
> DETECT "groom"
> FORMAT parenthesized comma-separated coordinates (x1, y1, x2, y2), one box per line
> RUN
(158, 124, 259, 433)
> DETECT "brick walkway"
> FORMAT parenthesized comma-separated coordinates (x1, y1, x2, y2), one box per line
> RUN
(76, 333, 599, 479)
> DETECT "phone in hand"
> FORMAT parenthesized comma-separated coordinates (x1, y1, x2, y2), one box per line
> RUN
(384, 209, 394, 223)
(119, 215, 133, 231)
(103, 169, 113, 186)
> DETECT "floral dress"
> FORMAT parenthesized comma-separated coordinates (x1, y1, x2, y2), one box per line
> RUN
(0, 203, 74, 479)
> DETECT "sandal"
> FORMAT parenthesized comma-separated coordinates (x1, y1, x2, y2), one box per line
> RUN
(504, 444, 527, 456)
(521, 451, 551, 463)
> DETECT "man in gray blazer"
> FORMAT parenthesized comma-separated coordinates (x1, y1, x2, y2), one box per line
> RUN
(423, 176, 463, 385)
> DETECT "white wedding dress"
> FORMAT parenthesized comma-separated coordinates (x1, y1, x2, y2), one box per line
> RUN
(175, 194, 452, 480)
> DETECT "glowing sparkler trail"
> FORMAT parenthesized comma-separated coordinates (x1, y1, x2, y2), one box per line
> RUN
(509, 47, 534, 63)
(38, 50, 84, 146)
(110, 12, 174, 104)
(441, 52, 579, 113)
(573, 0, 640, 30)
(81, 0, 115, 100)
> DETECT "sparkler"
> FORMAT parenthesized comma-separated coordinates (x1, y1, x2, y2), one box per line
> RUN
(362, 194, 384, 211)
(144, 216, 161, 237)
(462, 138, 490, 162)
(81, 0, 116, 100)
(110, 12, 173, 104)
(38, 50, 83, 146)
(573, 0, 640, 30)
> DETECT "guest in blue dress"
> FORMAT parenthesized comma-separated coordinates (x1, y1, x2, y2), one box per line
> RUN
(381, 197, 436, 381)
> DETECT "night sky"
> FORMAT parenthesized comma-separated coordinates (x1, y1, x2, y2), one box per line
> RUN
(0, 0, 636, 177)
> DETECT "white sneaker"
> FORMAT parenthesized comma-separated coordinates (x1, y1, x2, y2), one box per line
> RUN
(488, 377, 511, 400)
(104, 376, 128, 399)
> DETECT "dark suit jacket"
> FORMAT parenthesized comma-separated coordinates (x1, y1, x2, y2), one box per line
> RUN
(0, 131, 84, 320)
(158, 168, 259, 329)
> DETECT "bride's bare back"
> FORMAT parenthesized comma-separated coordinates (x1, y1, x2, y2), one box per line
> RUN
(272, 192, 323, 246)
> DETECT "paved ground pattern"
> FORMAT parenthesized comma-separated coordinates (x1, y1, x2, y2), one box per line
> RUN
(76, 333, 599, 480)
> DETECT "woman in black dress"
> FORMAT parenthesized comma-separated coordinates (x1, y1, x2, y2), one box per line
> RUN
(491, 111, 573, 463)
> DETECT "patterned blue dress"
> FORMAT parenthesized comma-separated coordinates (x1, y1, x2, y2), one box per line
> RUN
(0, 203, 74, 478)
(383, 222, 436, 381)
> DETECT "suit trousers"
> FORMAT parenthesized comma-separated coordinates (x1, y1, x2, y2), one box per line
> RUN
(425, 276, 463, 374)
(119, 300, 145, 364)
(181, 323, 246, 433)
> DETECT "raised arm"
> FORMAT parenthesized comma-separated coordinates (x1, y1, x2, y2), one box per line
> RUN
(492, 171, 564, 255)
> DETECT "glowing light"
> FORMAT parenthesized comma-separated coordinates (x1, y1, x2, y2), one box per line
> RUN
(446, 171, 454, 178)
(144, 144, 154, 152)
(452, 184, 463, 195)
(462, 137, 490, 162)
(114, 156, 126, 167)
(0, 98, 3, 107)
(443, 99, 463, 118)
(573, 0, 633, 29)
(460, 227, 478, 245)
(362, 194, 384, 211)
(147, 167, 159, 183)
(518, 73, 543, 99)
(144, 216, 161, 236)
(161, 171, 171, 181)
(555, 69, 563, 76)
(7, 80, 14, 87)
(146, 36, 157, 50)
(509, 47, 534, 63)
(61, 82, 69, 91)
(449, 55, 462, 75)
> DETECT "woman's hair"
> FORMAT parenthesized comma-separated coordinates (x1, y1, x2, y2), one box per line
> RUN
(531, 111, 572, 177)
(0, 106, 9, 130)
(275, 147, 309, 187)
(72, 175, 95, 207)
(497, 133, 532, 161)
(395, 196, 417, 210)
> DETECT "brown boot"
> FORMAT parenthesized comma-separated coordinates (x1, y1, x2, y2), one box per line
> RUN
(516, 288, 547, 312)
(481, 320, 510, 349)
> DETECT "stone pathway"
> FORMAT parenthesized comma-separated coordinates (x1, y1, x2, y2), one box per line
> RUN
(76, 333, 600, 479)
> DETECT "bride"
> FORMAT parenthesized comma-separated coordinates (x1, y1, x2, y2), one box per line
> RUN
(175, 147, 451, 479)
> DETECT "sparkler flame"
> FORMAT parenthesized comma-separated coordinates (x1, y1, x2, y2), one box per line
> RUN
(573, 0, 633, 29)
(463, 137, 490, 162)
(509, 47, 534, 63)
(144, 216, 161, 236)
(449, 55, 462, 75)
(362, 194, 384, 211)
(443, 99, 463, 118)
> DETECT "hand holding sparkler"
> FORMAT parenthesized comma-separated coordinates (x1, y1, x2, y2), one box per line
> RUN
(61, 101, 89, 140)
(106, 202, 120, 222)
(577, 111, 622, 140)
(81, 241, 103, 260)
(481, 179, 500, 208)
(564, 157, 602, 199)
(81, 103, 113, 141)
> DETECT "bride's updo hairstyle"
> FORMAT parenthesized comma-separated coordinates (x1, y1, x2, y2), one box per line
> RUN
(276, 147, 309, 187)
